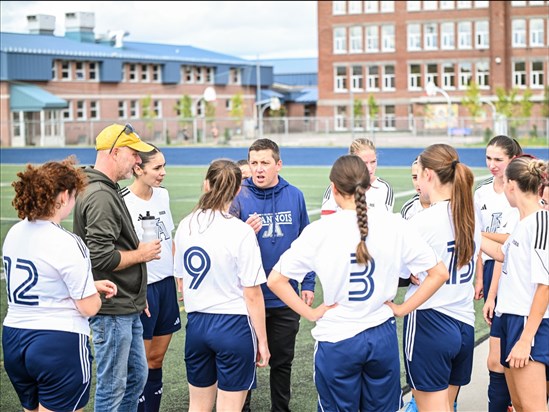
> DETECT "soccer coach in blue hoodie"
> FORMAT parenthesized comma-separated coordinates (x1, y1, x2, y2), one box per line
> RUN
(230, 138, 316, 412)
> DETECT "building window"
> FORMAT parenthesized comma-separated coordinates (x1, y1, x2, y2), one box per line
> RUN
(512, 19, 526, 47)
(333, 1, 346, 14)
(129, 64, 137, 82)
(61, 61, 71, 80)
(513, 62, 526, 87)
(409, 64, 422, 89)
(530, 18, 544, 47)
(348, 0, 362, 13)
(153, 100, 161, 117)
(89, 101, 99, 119)
(141, 64, 149, 82)
(424, 1, 437, 10)
(335, 106, 347, 130)
(89, 62, 97, 80)
(130, 100, 139, 118)
(334, 27, 347, 53)
(383, 105, 396, 129)
(366, 26, 379, 52)
(350, 26, 363, 53)
(511, 0, 527, 5)
(75, 62, 85, 80)
(351, 66, 364, 90)
(229, 68, 241, 85)
(459, 63, 472, 89)
(426, 63, 438, 86)
(440, 1, 455, 9)
(441, 22, 455, 49)
(76, 100, 86, 119)
(62, 101, 73, 120)
(205, 67, 213, 83)
(407, 1, 421, 11)
(365, 1, 378, 13)
(531, 61, 544, 88)
(335, 66, 347, 91)
(52, 61, 58, 80)
(380, 1, 394, 12)
(474, 1, 489, 7)
(476, 62, 490, 88)
(458, 21, 472, 49)
(383, 65, 395, 90)
(381, 25, 395, 51)
(196, 67, 204, 83)
(529, 0, 544, 4)
(118, 101, 127, 118)
(475, 21, 489, 49)
(443, 63, 456, 88)
(424, 23, 438, 50)
(183, 66, 194, 83)
(152, 65, 161, 82)
(367, 66, 379, 90)
(457, 0, 472, 8)
(12, 111, 22, 138)
(408, 24, 421, 50)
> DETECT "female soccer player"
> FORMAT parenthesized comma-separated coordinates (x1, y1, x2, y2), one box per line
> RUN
(401, 157, 429, 220)
(481, 156, 549, 412)
(173, 159, 270, 411)
(474, 135, 522, 412)
(321, 137, 394, 215)
(120, 144, 180, 412)
(2, 157, 116, 412)
(403, 144, 480, 412)
(268, 154, 449, 412)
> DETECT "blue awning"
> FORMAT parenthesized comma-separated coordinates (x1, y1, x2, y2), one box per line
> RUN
(10, 83, 68, 112)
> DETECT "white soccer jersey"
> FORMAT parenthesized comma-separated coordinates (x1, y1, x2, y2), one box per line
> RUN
(405, 201, 481, 326)
(273, 209, 438, 343)
(121, 186, 175, 284)
(321, 177, 395, 217)
(474, 177, 519, 263)
(173, 209, 266, 315)
(400, 194, 426, 220)
(496, 210, 549, 318)
(2, 219, 97, 335)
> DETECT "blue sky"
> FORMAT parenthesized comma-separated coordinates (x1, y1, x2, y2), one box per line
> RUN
(1, 1, 318, 59)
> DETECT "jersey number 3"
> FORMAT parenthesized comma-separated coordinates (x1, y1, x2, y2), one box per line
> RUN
(3, 256, 39, 305)
(349, 253, 376, 301)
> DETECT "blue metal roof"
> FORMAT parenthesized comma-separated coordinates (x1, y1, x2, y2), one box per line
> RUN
(259, 58, 317, 75)
(293, 87, 318, 104)
(10, 83, 68, 111)
(260, 89, 285, 101)
(274, 73, 317, 87)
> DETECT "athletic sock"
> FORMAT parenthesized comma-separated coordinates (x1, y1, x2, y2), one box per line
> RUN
(488, 371, 511, 412)
(141, 368, 163, 412)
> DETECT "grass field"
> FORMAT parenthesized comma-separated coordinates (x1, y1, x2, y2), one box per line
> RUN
(0, 163, 490, 411)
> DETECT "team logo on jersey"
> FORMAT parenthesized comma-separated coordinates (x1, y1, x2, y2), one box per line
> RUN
(488, 212, 502, 232)
(481, 204, 487, 210)
(258, 211, 293, 238)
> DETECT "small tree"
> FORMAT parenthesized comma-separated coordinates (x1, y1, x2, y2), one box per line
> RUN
(462, 81, 483, 121)
(353, 98, 364, 129)
(141, 95, 156, 137)
(542, 86, 549, 119)
(230, 93, 245, 134)
(367, 95, 379, 134)
(174, 95, 193, 125)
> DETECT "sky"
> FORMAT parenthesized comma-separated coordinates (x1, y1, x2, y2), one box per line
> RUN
(0, 1, 318, 59)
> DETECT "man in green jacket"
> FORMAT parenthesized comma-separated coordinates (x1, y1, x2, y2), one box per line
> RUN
(73, 123, 161, 411)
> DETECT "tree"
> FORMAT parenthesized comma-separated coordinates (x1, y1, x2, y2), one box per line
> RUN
(141, 95, 156, 136)
(353, 98, 364, 129)
(367, 94, 379, 129)
(542, 86, 549, 119)
(462, 81, 483, 121)
(230, 93, 245, 134)
(174, 95, 193, 125)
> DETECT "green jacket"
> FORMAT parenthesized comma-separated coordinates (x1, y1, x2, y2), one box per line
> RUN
(73, 167, 147, 315)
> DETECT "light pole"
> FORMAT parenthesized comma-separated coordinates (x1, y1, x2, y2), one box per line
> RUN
(257, 97, 281, 138)
(426, 81, 452, 138)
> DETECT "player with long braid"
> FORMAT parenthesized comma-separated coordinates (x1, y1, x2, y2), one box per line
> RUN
(268, 154, 449, 411)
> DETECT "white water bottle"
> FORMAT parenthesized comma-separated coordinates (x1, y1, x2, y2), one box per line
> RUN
(141, 211, 157, 242)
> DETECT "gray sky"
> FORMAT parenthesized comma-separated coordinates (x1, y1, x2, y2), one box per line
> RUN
(1, 1, 318, 59)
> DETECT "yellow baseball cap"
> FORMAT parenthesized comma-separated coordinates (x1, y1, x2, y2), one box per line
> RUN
(95, 123, 154, 152)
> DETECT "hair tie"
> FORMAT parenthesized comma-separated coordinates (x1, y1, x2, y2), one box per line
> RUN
(361, 235, 367, 241)
(451, 160, 459, 170)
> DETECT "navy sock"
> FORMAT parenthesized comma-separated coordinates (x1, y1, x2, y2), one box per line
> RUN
(139, 368, 163, 412)
(488, 371, 511, 412)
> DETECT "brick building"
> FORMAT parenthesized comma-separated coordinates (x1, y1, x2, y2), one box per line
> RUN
(317, 0, 549, 134)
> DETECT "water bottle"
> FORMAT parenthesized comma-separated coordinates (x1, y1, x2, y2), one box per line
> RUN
(141, 211, 157, 242)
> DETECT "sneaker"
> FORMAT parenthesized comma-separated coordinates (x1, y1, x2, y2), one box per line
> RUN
(404, 396, 418, 412)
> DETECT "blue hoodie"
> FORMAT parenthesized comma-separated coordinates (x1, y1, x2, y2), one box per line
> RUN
(230, 175, 316, 308)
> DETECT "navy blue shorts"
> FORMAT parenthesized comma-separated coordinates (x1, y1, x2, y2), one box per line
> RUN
(403, 309, 474, 392)
(185, 312, 257, 391)
(141, 276, 182, 340)
(314, 318, 403, 412)
(483, 259, 495, 303)
(494, 314, 549, 369)
(2, 327, 92, 411)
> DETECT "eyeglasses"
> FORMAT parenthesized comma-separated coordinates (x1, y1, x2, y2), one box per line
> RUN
(109, 123, 135, 154)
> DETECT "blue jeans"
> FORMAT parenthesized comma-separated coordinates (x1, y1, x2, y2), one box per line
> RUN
(90, 314, 148, 412)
